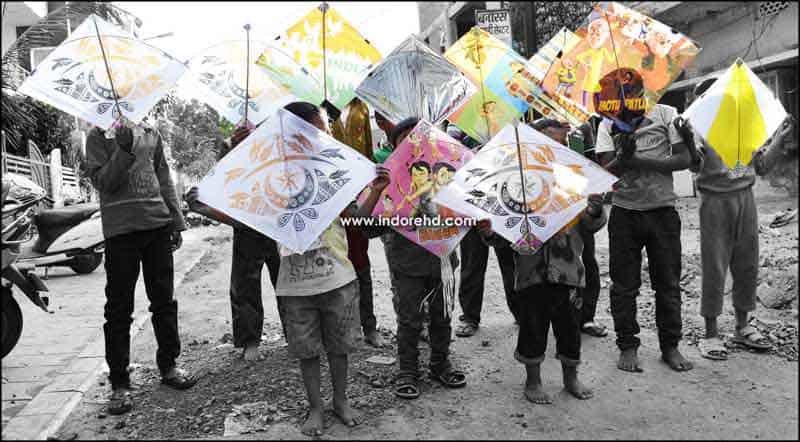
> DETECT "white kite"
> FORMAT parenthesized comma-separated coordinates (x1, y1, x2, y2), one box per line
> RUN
(18, 14, 186, 130)
(197, 107, 377, 254)
(435, 123, 617, 253)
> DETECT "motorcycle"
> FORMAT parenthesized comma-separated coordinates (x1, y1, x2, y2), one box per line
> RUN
(2, 175, 51, 358)
(4, 174, 105, 275)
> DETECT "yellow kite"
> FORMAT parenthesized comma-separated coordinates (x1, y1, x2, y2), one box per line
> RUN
(683, 59, 788, 169)
(276, 3, 382, 110)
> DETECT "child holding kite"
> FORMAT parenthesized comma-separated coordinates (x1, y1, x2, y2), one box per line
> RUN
(369, 117, 467, 400)
(479, 193, 606, 404)
(271, 102, 390, 436)
(678, 78, 797, 360)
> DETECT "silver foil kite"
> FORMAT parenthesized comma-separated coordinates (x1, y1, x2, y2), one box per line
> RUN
(355, 35, 477, 125)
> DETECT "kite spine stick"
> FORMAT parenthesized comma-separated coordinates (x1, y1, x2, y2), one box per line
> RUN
(513, 124, 531, 239)
(92, 15, 123, 125)
(244, 23, 251, 127)
(321, 2, 328, 105)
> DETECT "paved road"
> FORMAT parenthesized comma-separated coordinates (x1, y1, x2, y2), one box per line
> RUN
(1, 226, 214, 440)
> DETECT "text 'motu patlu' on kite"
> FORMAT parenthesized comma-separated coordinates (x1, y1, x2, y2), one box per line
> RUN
(18, 13, 186, 131)
(536, 2, 701, 128)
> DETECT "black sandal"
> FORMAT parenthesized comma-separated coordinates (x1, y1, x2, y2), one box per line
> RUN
(431, 366, 467, 388)
(108, 389, 133, 415)
(161, 368, 198, 390)
(394, 374, 420, 399)
(455, 322, 478, 337)
(581, 322, 608, 337)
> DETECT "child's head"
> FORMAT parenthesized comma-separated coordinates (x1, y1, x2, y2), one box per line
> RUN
(284, 101, 327, 132)
(533, 118, 570, 145)
(375, 111, 395, 137)
(693, 77, 717, 100)
(390, 117, 420, 147)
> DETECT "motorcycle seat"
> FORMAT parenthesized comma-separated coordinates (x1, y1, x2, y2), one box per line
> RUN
(35, 203, 100, 230)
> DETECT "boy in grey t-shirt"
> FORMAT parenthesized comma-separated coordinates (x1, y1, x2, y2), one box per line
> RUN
(596, 104, 694, 373)
(678, 78, 797, 360)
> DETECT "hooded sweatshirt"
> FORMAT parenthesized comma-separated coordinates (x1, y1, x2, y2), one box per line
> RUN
(85, 126, 186, 239)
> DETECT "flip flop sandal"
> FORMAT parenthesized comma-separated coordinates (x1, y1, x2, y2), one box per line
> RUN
(394, 374, 420, 399)
(455, 322, 478, 337)
(161, 369, 199, 390)
(581, 322, 608, 337)
(108, 390, 133, 415)
(732, 326, 771, 351)
(770, 209, 797, 228)
(698, 337, 728, 360)
(431, 367, 467, 389)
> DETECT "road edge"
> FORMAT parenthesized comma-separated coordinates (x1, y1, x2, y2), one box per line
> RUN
(2, 245, 211, 441)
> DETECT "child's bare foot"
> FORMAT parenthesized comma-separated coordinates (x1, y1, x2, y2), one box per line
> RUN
(617, 348, 643, 372)
(364, 329, 385, 348)
(564, 378, 593, 400)
(333, 400, 360, 427)
(301, 407, 324, 436)
(524, 383, 552, 404)
(562, 364, 593, 400)
(242, 343, 261, 362)
(661, 347, 693, 372)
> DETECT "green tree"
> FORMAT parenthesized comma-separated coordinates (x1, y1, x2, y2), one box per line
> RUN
(156, 97, 225, 180)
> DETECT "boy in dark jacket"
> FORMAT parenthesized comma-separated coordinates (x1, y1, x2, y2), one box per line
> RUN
(481, 194, 606, 404)
(85, 122, 196, 415)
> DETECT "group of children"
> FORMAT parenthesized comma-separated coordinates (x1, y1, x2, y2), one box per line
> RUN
(96, 77, 795, 435)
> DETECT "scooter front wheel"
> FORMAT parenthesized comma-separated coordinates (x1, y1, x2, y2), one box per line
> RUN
(1, 289, 23, 358)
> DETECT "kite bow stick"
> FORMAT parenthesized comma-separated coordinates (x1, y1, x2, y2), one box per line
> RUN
(243, 23, 252, 128)
(320, 2, 329, 104)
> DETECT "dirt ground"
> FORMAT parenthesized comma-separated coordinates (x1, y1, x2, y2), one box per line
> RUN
(54, 180, 798, 440)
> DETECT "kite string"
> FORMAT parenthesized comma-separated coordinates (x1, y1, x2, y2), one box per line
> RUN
(601, 6, 626, 113)
(92, 15, 123, 124)
(475, 31, 493, 141)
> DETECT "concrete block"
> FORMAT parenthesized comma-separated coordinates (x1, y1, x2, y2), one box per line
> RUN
(17, 391, 72, 416)
(1, 413, 56, 440)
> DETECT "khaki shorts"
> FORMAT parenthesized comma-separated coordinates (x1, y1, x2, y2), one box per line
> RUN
(278, 280, 360, 360)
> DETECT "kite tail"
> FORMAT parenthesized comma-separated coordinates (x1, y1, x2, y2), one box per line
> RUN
(440, 256, 455, 320)
(418, 257, 456, 320)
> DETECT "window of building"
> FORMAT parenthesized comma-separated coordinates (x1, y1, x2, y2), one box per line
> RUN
(47, 2, 67, 14)
(758, 2, 790, 18)
(16, 26, 30, 39)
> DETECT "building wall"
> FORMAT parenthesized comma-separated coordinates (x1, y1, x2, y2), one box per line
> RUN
(671, 2, 798, 78)
(1, 2, 47, 56)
